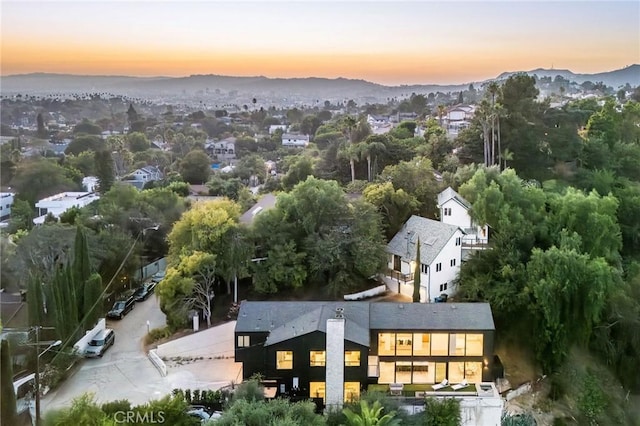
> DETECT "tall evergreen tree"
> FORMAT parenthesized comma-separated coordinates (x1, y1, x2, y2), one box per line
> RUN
(94, 150, 115, 193)
(413, 238, 421, 302)
(27, 273, 45, 327)
(37, 113, 47, 138)
(1, 339, 18, 426)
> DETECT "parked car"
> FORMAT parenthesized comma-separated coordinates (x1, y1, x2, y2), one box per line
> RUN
(107, 292, 136, 319)
(84, 328, 115, 358)
(133, 281, 157, 302)
(150, 271, 165, 283)
(434, 293, 449, 303)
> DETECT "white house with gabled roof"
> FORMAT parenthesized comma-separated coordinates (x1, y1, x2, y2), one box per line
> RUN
(437, 187, 489, 247)
(386, 215, 464, 303)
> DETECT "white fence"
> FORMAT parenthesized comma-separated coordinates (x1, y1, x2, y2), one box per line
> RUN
(148, 349, 167, 377)
(136, 257, 167, 281)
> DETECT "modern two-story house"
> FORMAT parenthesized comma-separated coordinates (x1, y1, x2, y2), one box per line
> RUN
(235, 301, 495, 408)
(386, 215, 464, 302)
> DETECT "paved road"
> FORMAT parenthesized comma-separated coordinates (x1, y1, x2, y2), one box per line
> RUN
(42, 295, 242, 414)
(43, 293, 168, 411)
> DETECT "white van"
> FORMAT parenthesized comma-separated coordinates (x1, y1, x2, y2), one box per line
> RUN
(84, 328, 115, 358)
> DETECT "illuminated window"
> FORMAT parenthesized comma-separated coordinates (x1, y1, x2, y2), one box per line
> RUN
(378, 333, 395, 355)
(395, 333, 413, 356)
(344, 382, 360, 403)
(310, 382, 325, 402)
(412, 361, 433, 384)
(310, 351, 326, 367)
(237, 336, 250, 347)
(449, 334, 466, 356)
(395, 361, 412, 384)
(431, 333, 449, 356)
(379, 361, 395, 384)
(465, 334, 484, 356)
(345, 351, 361, 366)
(413, 333, 430, 356)
(276, 351, 293, 369)
(464, 362, 482, 383)
(449, 361, 465, 383)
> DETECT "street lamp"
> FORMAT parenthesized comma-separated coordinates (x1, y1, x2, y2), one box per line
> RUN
(33, 326, 61, 426)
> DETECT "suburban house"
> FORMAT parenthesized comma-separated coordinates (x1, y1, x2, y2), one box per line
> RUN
(281, 133, 310, 147)
(33, 192, 100, 224)
(269, 124, 288, 134)
(385, 216, 464, 302)
(443, 105, 475, 138)
(437, 187, 489, 251)
(205, 137, 237, 161)
(0, 192, 15, 222)
(239, 193, 277, 226)
(367, 114, 393, 135)
(235, 301, 496, 409)
(122, 166, 163, 190)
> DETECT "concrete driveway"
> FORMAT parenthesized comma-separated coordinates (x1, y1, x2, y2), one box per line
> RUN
(42, 296, 241, 413)
(156, 321, 242, 390)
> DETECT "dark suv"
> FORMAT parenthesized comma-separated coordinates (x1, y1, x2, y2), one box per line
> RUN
(133, 281, 157, 302)
(107, 292, 136, 319)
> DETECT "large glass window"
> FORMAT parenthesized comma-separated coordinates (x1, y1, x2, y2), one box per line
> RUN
(396, 333, 413, 356)
(435, 362, 447, 383)
(344, 382, 360, 403)
(431, 333, 449, 356)
(310, 382, 325, 402)
(345, 351, 360, 367)
(276, 351, 293, 369)
(449, 361, 465, 383)
(464, 362, 482, 383)
(379, 361, 395, 384)
(413, 333, 430, 356)
(310, 351, 326, 367)
(378, 333, 395, 355)
(449, 334, 466, 356)
(465, 334, 484, 356)
(412, 361, 434, 384)
(395, 361, 412, 383)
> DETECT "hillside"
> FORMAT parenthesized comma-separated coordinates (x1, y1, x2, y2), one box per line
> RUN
(497, 64, 640, 88)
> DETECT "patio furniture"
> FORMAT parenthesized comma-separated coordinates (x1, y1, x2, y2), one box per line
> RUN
(451, 379, 468, 391)
(431, 379, 448, 391)
(389, 383, 404, 396)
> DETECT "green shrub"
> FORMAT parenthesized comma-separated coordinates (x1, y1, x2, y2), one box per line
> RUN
(577, 372, 607, 425)
(232, 379, 265, 402)
(145, 326, 171, 345)
(424, 397, 461, 426)
(101, 399, 131, 418)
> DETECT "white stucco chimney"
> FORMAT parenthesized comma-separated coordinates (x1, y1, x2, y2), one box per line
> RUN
(325, 308, 345, 409)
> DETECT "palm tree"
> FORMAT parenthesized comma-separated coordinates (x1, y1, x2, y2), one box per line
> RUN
(487, 82, 500, 166)
(494, 103, 506, 169)
(477, 100, 492, 167)
(342, 400, 401, 426)
(339, 142, 363, 183)
(502, 148, 514, 169)
(437, 104, 446, 127)
(341, 115, 357, 144)
(362, 137, 387, 182)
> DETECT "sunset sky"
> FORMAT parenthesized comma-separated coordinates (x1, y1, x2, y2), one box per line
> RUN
(1, 0, 639, 85)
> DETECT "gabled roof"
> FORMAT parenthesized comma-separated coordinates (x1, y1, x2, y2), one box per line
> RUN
(235, 301, 495, 347)
(239, 193, 277, 225)
(437, 187, 471, 210)
(370, 302, 494, 330)
(236, 301, 371, 347)
(387, 215, 462, 265)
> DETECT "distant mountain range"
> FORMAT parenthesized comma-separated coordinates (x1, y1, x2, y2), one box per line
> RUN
(1, 65, 638, 102)
(496, 64, 640, 88)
